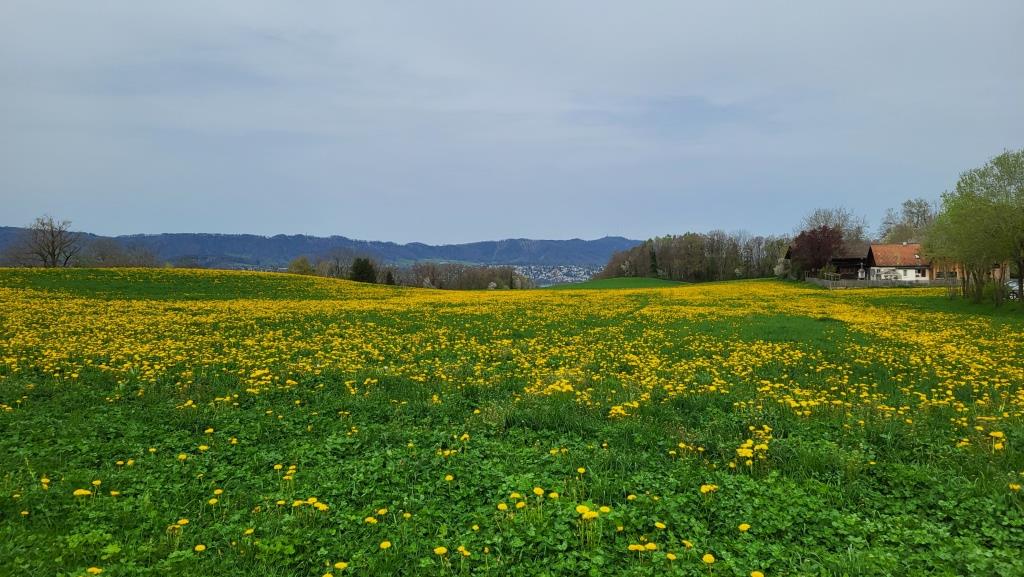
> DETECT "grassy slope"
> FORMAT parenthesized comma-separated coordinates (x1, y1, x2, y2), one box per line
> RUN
(1, 269, 1023, 577)
(547, 277, 683, 290)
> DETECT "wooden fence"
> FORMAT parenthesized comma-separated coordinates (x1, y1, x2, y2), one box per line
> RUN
(804, 277, 958, 289)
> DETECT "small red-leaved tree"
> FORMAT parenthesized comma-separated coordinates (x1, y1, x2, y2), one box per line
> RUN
(791, 225, 843, 277)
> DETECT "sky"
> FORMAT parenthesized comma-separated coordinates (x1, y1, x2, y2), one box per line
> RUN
(1, 2, 1022, 244)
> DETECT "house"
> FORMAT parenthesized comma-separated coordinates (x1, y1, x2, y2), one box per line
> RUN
(828, 241, 871, 280)
(867, 243, 931, 282)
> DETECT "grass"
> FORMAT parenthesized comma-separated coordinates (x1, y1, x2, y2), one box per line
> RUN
(1, 268, 1022, 576)
(546, 277, 683, 290)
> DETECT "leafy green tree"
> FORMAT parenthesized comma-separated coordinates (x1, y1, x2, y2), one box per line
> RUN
(927, 149, 1024, 303)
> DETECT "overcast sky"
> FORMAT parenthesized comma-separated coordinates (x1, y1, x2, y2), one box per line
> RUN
(2, 2, 1022, 244)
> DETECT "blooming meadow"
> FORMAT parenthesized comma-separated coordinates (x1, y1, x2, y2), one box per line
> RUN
(1, 269, 1022, 576)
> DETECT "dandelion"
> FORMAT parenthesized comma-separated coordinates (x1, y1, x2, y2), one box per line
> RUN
(364, 516, 378, 524)
(751, 572, 765, 577)
(699, 484, 718, 494)
(86, 568, 103, 575)
(194, 544, 206, 552)
(548, 491, 559, 499)
(208, 498, 218, 505)
(497, 503, 508, 511)
(666, 552, 677, 561)
(243, 528, 254, 535)
(577, 467, 586, 474)
(532, 486, 544, 496)
(444, 474, 454, 482)
(515, 501, 526, 509)
(177, 519, 189, 526)
(655, 521, 666, 529)
(702, 553, 715, 564)
(433, 546, 448, 555)
(738, 523, 751, 532)
(645, 542, 657, 551)
(1010, 483, 1021, 492)
(333, 561, 349, 570)
(73, 489, 92, 497)
(177, 453, 188, 462)
(379, 540, 392, 550)
(91, 479, 101, 487)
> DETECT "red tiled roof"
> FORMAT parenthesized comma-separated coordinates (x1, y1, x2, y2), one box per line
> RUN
(870, 243, 929, 267)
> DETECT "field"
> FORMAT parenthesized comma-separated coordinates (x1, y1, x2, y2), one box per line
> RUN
(1, 269, 1023, 577)
(546, 278, 682, 290)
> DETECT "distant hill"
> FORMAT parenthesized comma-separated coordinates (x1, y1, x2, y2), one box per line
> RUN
(0, 227, 640, 269)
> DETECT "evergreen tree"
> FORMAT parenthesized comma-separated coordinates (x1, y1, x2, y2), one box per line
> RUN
(350, 258, 378, 283)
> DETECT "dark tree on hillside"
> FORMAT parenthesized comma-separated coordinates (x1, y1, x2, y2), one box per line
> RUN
(384, 270, 396, 285)
(350, 257, 378, 283)
(790, 225, 844, 276)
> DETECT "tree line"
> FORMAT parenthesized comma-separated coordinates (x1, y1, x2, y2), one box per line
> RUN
(598, 232, 790, 282)
(286, 252, 533, 290)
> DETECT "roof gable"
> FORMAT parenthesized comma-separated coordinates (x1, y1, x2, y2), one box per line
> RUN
(870, 243, 929, 267)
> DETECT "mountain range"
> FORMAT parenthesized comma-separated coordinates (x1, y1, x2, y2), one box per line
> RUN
(0, 227, 640, 269)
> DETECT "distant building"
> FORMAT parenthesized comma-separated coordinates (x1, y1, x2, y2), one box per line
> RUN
(867, 243, 931, 282)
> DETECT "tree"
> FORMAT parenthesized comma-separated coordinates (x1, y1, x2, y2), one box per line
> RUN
(800, 207, 868, 245)
(4, 215, 84, 267)
(926, 149, 1024, 304)
(790, 225, 843, 276)
(315, 247, 357, 278)
(879, 198, 936, 243)
(350, 257, 378, 283)
(77, 238, 158, 268)
(287, 256, 315, 275)
(384, 270, 396, 285)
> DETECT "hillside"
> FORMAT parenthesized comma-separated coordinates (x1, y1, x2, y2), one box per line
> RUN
(0, 227, 639, 269)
